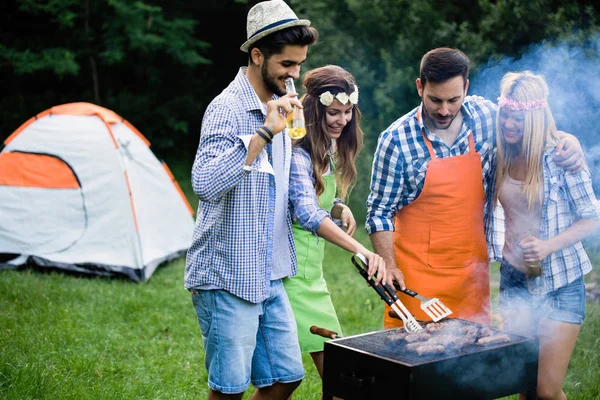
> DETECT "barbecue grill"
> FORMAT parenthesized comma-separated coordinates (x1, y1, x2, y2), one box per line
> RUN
(322, 318, 538, 400)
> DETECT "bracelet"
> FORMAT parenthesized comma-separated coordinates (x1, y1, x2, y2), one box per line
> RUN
(257, 126, 273, 140)
(256, 128, 272, 144)
(260, 125, 274, 139)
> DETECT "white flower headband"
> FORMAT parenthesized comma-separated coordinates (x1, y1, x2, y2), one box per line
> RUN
(319, 85, 359, 106)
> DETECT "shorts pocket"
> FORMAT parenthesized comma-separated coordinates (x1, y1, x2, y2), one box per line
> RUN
(427, 223, 476, 269)
(191, 291, 213, 338)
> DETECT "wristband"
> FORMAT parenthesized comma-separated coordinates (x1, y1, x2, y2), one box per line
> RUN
(256, 129, 272, 144)
(260, 125, 274, 139)
(258, 126, 273, 140)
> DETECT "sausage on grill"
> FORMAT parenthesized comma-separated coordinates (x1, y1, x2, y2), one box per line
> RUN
(415, 344, 445, 356)
(405, 342, 426, 352)
(404, 332, 432, 343)
(386, 330, 409, 342)
(477, 334, 511, 346)
(425, 322, 443, 333)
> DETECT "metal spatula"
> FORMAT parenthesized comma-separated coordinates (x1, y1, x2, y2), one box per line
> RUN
(395, 285, 453, 322)
(351, 254, 423, 333)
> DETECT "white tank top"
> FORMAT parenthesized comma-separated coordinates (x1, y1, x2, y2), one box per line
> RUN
(498, 175, 542, 271)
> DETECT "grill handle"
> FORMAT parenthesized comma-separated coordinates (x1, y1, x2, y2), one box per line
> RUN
(310, 325, 340, 339)
(340, 372, 375, 388)
(351, 254, 394, 307)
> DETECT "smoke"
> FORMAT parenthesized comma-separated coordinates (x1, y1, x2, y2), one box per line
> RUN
(469, 33, 600, 192)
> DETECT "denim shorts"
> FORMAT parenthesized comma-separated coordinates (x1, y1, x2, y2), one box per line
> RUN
(191, 280, 304, 394)
(499, 259, 586, 328)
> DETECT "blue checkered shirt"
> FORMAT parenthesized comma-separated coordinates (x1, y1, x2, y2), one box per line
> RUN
(493, 147, 600, 291)
(366, 96, 503, 261)
(184, 68, 297, 303)
(289, 147, 344, 233)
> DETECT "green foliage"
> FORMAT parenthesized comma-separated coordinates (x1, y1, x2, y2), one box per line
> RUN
(293, 0, 599, 210)
(0, 0, 215, 156)
(1, 0, 599, 203)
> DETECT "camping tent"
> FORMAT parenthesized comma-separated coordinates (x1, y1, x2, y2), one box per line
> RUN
(0, 102, 195, 282)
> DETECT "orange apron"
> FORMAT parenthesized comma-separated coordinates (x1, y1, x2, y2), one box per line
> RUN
(384, 119, 491, 328)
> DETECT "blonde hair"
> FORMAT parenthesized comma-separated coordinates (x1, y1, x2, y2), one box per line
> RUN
(495, 71, 560, 209)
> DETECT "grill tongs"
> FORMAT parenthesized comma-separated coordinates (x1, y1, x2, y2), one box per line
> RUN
(351, 254, 423, 333)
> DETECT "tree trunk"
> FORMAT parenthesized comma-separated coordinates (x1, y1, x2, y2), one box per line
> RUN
(85, 0, 100, 104)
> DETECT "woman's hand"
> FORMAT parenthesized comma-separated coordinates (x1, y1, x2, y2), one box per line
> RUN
(331, 203, 357, 236)
(519, 235, 552, 264)
(339, 205, 356, 236)
(357, 248, 386, 285)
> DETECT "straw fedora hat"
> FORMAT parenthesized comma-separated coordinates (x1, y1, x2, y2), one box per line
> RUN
(240, 0, 311, 52)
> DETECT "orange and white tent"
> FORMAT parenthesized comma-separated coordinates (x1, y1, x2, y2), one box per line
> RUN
(0, 102, 195, 281)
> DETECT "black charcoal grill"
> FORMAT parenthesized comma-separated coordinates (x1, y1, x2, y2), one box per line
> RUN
(322, 318, 538, 400)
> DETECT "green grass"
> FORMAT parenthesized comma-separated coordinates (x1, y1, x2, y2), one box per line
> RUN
(1, 236, 598, 399)
(2, 165, 599, 399)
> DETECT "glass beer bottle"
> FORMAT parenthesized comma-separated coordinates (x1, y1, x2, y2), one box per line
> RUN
(284, 77, 306, 139)
(522, 230, 545, 295)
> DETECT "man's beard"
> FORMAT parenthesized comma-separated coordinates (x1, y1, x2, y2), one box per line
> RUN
(262, 62, 286, 97)
(422, 105, 456, 130)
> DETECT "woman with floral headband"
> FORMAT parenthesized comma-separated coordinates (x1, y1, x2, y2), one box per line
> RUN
(283, 65, 386, 379)
(494, 70, 600, 400)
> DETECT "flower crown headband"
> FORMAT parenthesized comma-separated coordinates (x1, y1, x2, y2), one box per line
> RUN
(319, 85, 359, 106)
(497, 95, 547, 111)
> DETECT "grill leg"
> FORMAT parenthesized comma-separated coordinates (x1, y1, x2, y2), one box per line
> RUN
(525, 387, 537, 399)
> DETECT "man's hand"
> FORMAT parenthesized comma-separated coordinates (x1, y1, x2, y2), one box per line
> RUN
(264, 94, 302, 135)
(555, 131, 585, 173)
(387, 265, 406, 290)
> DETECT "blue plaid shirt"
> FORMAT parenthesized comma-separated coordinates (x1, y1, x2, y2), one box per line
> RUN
(493, 146, 600, 291)
(289, 146, 343, 233)
(366, 96, 503, 260)
(184, 68, 296, 303)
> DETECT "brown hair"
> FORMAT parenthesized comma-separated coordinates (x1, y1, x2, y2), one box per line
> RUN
(249, 26, 319, 59)
(420, 47, 470, 88)
(295, 65, 363, 200)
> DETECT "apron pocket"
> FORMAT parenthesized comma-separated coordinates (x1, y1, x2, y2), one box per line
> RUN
(293, 224, 324, 280)
(303, 235, 324, 280)
(427, 222, 476, 269)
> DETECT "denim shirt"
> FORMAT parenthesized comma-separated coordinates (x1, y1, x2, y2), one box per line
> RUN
(184, 67, 296, 303)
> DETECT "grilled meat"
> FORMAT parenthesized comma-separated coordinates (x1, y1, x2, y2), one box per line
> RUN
(404, 332, 432, 343)
(415, 344, 445, 356)
(477, 334, 511, 346)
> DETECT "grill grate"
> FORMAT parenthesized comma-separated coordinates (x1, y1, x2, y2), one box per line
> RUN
(331, 319, 531, 365)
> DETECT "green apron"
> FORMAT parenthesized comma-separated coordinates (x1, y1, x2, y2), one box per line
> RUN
(284, 172, 343, 353)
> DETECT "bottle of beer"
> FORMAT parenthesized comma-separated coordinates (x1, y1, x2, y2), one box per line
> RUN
(284, 78, 306, 139)
(522, 230, 545, 295)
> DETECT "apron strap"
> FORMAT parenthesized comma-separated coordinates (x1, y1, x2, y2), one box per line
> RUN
(417, 108, 437, 159)
(417, 108, 476, 158)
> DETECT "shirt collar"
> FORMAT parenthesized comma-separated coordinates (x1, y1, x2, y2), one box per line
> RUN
(415, 101, 475, 132)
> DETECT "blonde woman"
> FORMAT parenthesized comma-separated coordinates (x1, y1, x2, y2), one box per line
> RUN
(494, 71, 600, 400)
(284, 65, 386, 379)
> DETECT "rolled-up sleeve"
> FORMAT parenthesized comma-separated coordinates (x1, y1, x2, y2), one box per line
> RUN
(289, 148, 330, 234)
(366, 129, 404, 235)
(566, 168, 600, 221)
(191, 103, 249, 202)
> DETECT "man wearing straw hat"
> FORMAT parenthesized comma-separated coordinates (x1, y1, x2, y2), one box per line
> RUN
(184, 1, 318, 399)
